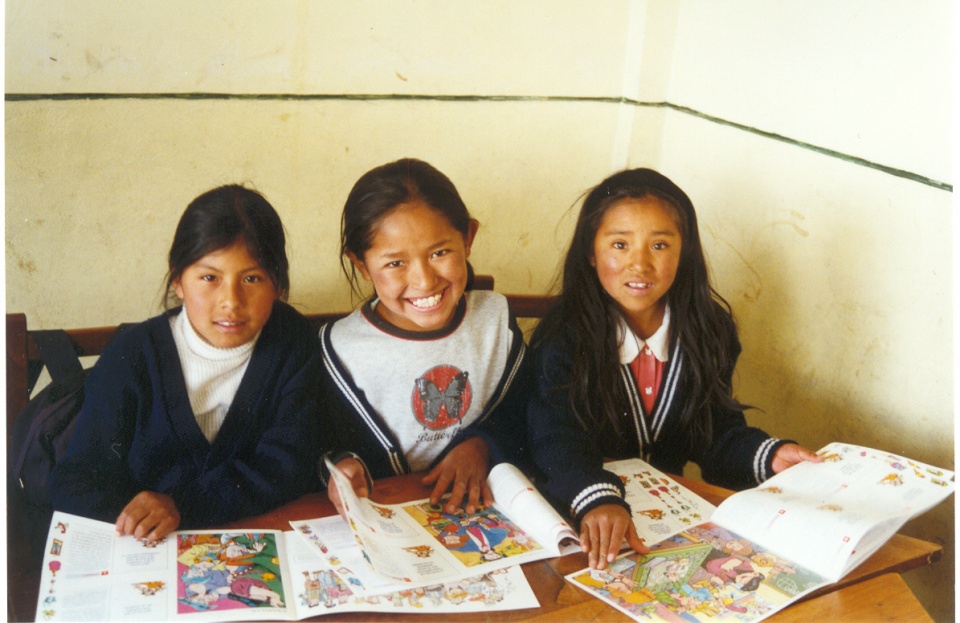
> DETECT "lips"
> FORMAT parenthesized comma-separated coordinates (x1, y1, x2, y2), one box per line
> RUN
(215, 319, 247, 329)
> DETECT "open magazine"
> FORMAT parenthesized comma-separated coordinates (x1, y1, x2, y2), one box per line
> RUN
(323, 459, 579, 589)
(566, 442, 954, 623)
(34, 511, 539, 622)
(603, 457, 718, 543)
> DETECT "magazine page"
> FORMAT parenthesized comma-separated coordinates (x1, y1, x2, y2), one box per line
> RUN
(284, 524, 539, 615)
(709, 442, 955, 580)
(35, 513, 298, 622)
(565, 522, 831, 623)
(36, 511, 177, 622)
(604, 458, 718, 544)
(324, 458, 569, 588)
(486, 462, 580, 555)
(173, 529, 294, 621)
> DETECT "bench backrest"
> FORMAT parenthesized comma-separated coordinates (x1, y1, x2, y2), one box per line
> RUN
(5, 277, 555, 439)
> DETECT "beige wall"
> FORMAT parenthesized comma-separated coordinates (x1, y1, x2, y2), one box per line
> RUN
(6, 1, 954, 620)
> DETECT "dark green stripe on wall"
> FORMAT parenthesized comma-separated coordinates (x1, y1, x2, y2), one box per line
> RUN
(5, 92, 951, 192)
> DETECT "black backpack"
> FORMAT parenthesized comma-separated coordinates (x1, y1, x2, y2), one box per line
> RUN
(7, 325, 134, 576)
(7, 325, 134, 514)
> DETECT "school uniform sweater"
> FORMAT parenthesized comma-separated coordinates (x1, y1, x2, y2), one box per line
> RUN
(318, 290, 530, 482)
(526, 311, 789, 526)
(49, 301, 324, 528)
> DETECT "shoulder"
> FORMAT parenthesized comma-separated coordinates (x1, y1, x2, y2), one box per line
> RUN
(91, 311, 176, 380)
(465, 290, 515, 329)
(466, 289, 508, 311)
(259, 301, 319, 353)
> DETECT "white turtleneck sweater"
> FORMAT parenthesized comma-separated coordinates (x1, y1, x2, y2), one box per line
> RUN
(170, 310, 256, 443)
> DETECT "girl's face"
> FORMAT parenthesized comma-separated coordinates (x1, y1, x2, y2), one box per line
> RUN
(349, 200, 477, 333)
(591, 196, 682, 338)
(173, 240, 278, 348)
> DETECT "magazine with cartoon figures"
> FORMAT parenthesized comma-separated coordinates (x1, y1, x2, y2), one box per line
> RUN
(319, 459, 580, 590)
(566, 442, 954, 622)
(602, 457, 718, 544)
(34, 510, 539, 622)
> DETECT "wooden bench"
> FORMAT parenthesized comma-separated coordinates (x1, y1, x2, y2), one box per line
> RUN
(6, 276, 555, 439)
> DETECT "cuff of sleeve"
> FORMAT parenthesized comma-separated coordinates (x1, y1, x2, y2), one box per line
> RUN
(570, 481, 631, 528)
(756, 438, 794, 483)
(318, 451, 374, 491)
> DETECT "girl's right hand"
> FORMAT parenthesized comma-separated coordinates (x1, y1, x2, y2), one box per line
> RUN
(328, 457, 371, 518)
(115, 491, 181, 541)
(580, 504, 648, 569)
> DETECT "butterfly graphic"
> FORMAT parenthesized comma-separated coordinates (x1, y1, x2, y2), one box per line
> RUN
(415, 371, 469, 424)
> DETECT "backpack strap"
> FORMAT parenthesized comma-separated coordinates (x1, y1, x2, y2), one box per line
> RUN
(29, 330, 83, 395)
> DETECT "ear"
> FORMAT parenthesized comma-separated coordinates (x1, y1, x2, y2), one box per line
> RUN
(173, 277, 185, 300)
(463, 219, 480, 257)
(346, 251, 372, 281)
(588, 254, 596, 267)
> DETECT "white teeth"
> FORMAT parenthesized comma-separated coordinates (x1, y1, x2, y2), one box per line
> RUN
(628, 282, 652, 289)
(411, 294, 442, 308)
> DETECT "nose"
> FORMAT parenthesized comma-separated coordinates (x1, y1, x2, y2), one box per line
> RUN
(409, 259, 439, 290)
(219, 280, 243, 309)
(630, 247, 653, 272)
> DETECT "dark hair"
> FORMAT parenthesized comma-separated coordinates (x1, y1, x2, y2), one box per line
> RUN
(340, 158, 475, 299)
(165, 184, 289, 307)
(532, 168, 745, 448)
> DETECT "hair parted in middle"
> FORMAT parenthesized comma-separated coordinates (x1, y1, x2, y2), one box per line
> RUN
(339, 158, 476, 300)
(165, 184, 290, 308)
(532, 168, 746, 449)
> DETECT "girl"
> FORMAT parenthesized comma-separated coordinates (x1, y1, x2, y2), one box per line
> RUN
(319, 158, 529, 516)
(526, 168, 820, 569)
(50, 185, 323, 540)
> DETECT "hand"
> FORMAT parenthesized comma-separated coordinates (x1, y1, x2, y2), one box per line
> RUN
(421, 437, 493, 515)
(580, 504, 648, 570)
(115, 491, 180, 541)
(771, 443, 823, 473)
(328, 457, 371, 518)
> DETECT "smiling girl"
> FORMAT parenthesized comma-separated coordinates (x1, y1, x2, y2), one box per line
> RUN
(50, 185, 323, 540)
(320, 158, 530, 516)
(526, 168, 820, 569)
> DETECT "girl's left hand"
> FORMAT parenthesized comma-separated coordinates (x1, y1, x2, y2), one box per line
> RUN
(422, 436, 493, 515)
(771, 443, 823, 473)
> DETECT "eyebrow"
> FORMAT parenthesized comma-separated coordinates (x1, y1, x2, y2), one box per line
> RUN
(194, 262, 264, 274)
(600, 229, 679, 237)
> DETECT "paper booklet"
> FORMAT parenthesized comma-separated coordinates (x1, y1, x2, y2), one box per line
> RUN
(566, 442, 955, 623)
(34, 511, 539, 622)
(603, 457, 718, 544)
(318, 459, 579, 591)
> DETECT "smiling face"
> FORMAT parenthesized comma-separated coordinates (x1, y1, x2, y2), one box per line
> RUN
(349, 200, 477, 333)
(173, 240, 279, 348)
(591, 196, 682, 338)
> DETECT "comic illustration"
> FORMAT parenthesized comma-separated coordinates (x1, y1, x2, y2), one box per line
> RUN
(176, 532, 287, 614)
(404, 500, 543, 567)
(569, 523, 826, 622)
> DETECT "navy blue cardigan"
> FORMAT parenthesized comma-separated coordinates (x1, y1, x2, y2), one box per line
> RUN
(526, 318, 788, 527)
(49, 301, 324, 528)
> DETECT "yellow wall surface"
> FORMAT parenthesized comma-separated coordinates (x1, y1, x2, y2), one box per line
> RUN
(5, 1, 954, 620)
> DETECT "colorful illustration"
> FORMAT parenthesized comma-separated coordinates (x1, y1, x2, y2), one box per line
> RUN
(176, 532, 286, 614)
(569, 523, 826, 622)
(404, 501, 542, 568)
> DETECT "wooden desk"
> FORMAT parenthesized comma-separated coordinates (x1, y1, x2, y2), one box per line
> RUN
(8, 474, 942, 622)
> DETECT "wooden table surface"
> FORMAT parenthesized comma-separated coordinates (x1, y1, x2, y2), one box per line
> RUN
(8, 472, 942, 622)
